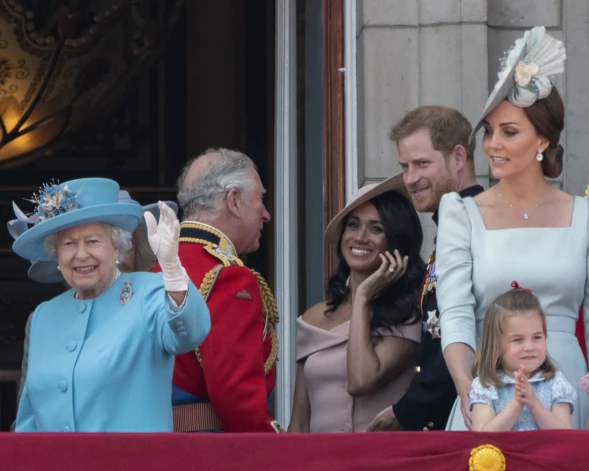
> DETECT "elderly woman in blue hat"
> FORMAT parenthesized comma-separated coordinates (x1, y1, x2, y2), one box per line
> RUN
(8, 192, 181, 412)
(12, 178, 211, 432)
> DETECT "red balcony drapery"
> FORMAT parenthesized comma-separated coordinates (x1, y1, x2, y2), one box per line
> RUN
(3, 431, 588, 471)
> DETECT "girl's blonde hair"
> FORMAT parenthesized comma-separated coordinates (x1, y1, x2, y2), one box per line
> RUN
(472, 288, 556, 388)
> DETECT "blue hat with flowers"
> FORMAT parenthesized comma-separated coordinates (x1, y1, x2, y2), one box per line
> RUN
(12, 178, 144, 262)
(9, 188, 178, 280)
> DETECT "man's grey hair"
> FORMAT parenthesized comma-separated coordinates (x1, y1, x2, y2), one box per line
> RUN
(45, 223, 133, 263)
(177, 147, 258, 221)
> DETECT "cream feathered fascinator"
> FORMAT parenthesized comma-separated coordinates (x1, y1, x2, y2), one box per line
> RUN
(470, 26, 567, 143)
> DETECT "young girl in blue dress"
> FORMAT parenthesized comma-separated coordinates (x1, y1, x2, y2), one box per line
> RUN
(470, 284, 576, 431)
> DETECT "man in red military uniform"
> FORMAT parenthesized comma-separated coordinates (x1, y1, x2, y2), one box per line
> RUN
(164, 147, 280, 432)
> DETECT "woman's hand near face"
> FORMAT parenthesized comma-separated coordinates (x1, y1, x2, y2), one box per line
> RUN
(346, 250, 413, 396)
(356, 250, 408, 301)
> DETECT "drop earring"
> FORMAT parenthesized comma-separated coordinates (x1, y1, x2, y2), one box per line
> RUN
(536, 150, 544, 162)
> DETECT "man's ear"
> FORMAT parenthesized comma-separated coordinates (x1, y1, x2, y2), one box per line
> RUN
(226, 188, 242, 218)
(451, 144, 468, 171)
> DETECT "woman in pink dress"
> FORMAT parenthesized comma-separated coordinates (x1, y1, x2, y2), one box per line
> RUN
(288, 174, 426, 432)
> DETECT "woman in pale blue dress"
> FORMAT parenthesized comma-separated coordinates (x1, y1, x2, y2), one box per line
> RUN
(436, 26, 589, 430)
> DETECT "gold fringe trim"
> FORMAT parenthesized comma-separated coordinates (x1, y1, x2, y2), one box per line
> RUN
(178, 237, 215, 246)
(193, 267, 280, 376)
(180, 222, 227, 240)
(251, 269, 279, 374)
(251, 269, 280, 325)
(199, 265, 223, 301)
(180, 222, 235, 254)
(264, 323, 279, 375)
(195, 347, 203, 366)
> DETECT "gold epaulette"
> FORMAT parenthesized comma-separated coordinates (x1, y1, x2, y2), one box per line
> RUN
(585, 184, 589, 199)
(179, 222, 243, 267)
(203, 245, 243, 267)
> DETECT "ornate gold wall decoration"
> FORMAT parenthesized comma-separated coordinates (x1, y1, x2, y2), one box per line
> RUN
(0, 0, 184, 167)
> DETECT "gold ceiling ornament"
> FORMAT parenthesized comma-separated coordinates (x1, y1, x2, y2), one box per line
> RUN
(469, 444, 506, 471)
(0, 0, 185, 167)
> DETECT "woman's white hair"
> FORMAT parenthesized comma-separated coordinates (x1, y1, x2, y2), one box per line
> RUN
(177, 147, 257, 221)
(45, 223, 133, 263)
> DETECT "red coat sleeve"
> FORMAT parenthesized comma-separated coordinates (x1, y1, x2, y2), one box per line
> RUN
(198, 265, 275, 432)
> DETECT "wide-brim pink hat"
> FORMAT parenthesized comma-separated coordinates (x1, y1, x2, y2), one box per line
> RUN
(324, 172, 408, 244)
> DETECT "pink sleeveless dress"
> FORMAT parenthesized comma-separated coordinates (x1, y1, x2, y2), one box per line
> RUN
(296, 317, 421, 432)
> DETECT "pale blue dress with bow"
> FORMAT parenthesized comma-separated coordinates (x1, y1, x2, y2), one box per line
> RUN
(469, 370, 576, 431)
(436, 193, 589, 430)
(15, 271, 210, 432)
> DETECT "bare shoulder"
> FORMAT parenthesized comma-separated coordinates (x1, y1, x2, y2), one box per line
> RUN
(301, 302, 328, 327)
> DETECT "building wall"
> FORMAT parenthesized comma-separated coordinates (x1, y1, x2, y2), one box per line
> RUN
(356, 0, 589, 254)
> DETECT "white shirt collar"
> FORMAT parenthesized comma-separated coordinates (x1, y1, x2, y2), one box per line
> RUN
(182, 220, 238, 257)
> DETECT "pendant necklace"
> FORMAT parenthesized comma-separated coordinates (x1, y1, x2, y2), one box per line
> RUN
(498, 193, 540, 220)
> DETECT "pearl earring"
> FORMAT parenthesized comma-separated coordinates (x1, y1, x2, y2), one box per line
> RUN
(115, 259, 119, 266)
(536, 151, 544, 162)
(57, 266, 61, 271)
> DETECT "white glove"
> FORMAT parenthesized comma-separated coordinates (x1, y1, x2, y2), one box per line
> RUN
(144, 201, 188, 292)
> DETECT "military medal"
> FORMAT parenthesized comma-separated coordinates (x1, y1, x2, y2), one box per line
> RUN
(419, 248, 437, 311)
(424, 310, 441, 339)
(120, 279, 133, 305)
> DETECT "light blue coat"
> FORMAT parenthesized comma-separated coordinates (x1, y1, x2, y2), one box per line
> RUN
(15, 271, 210, 432)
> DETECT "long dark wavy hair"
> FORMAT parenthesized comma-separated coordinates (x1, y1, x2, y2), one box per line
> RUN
(325, 190, 426, 332)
